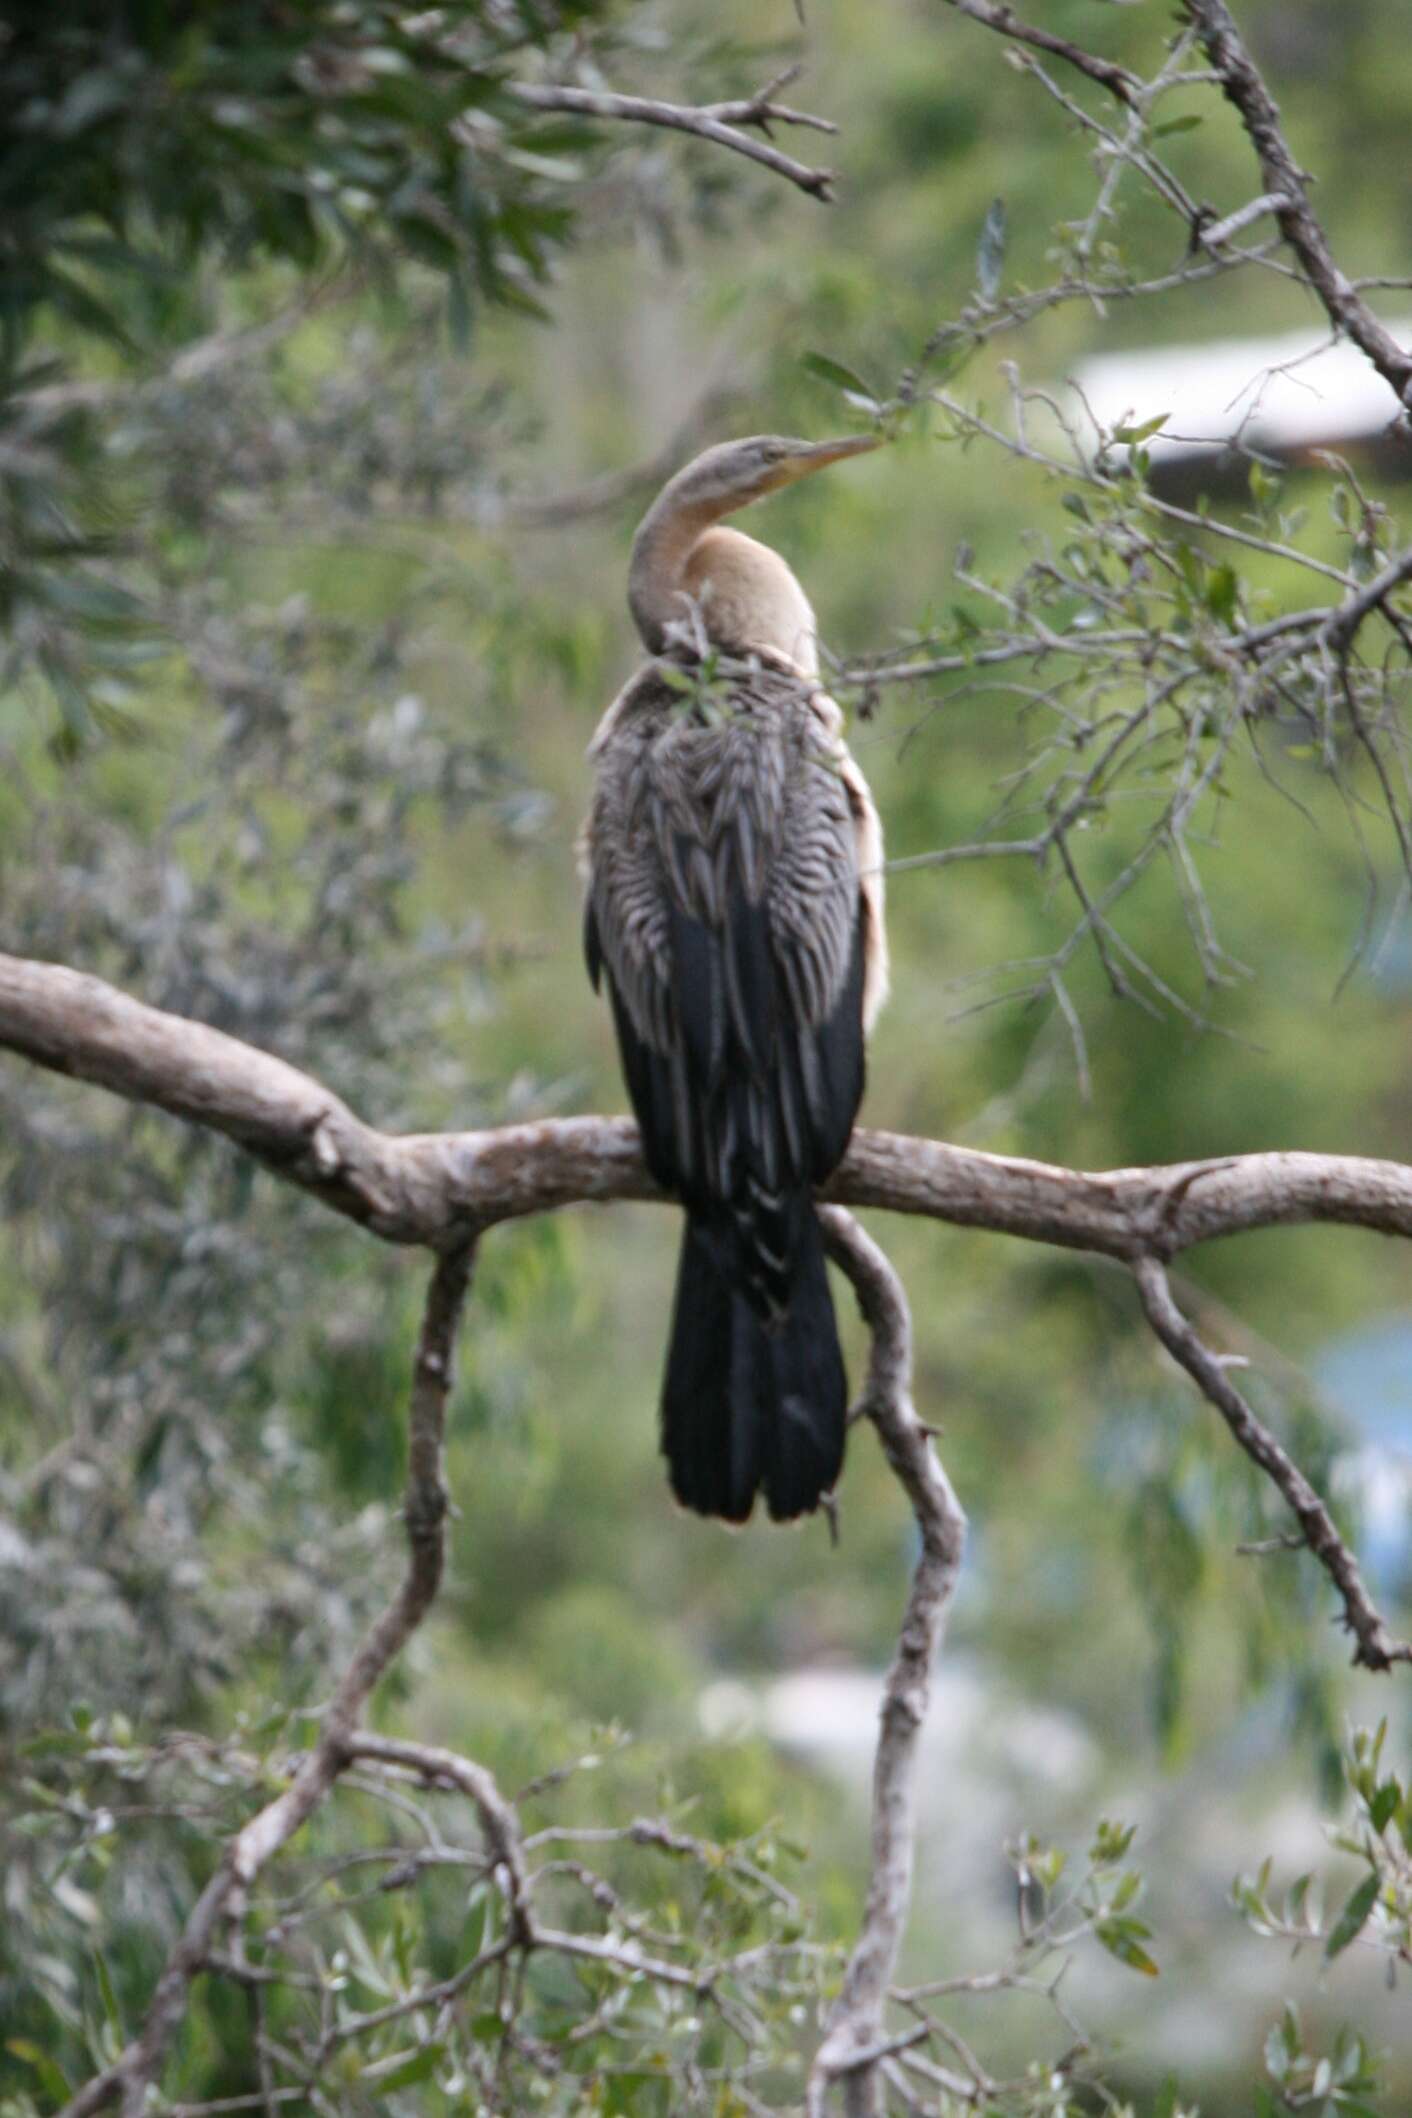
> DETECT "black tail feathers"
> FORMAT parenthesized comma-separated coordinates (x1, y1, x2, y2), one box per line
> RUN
(661, 1207, 847, 1523)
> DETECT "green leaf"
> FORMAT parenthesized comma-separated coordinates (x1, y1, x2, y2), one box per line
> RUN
(1154, 114, 1204, 136)
(1249, 461, 1279, 506)
(21, 1731, 91, 1759)
(92, 1947, 122, 2036)
(1096, 1916, 1159, 1977)
(1288, 1872, 1315, 1923)
(1334, 2027, 1375, 2089)
(1264, 2020, 1290, 2081)
(362, 2044, 443, 2090)
(1369, 1780, 1400, 1834)
(1325, 1872, 1380, 1959)
(6, 2039, 72, 2103)
(1113, 413, 1169, 445)
(1091, 1819, 1138, 1865)
(1111, 1868, 1142, 1911)
(976, 195, 1007, 302)
(1205, 563, 1238, 625)
(53, 69, 133, 138)
(800, 352, 879, 412)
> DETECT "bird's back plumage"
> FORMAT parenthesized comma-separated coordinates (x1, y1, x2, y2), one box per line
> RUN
(585, 659, 875, 1521)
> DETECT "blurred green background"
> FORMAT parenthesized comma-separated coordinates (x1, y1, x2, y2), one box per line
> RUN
(3, 1, 1411, 2108)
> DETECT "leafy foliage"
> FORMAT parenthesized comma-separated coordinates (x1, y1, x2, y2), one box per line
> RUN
(1, 1, 599, 341)
(8, 1714, 835, 2112)
(3, 0, 613, 742)
(1235, 1721, 1412, 1971)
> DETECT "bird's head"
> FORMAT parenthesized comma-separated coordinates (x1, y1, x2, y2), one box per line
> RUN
(628, 430, 881, 659)
(670, 432, 881, 512)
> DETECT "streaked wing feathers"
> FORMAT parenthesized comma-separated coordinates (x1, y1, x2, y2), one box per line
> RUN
(584, 664, 865, 1309)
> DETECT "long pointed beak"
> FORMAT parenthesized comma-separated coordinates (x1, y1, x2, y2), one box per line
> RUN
(765, 432, 882, 497)
(788, 433, 883, 475)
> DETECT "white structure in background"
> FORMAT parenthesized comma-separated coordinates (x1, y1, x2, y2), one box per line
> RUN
(732, 1651, 1408, 2074)
(707, 1658, 1100, 1934)
(1069, 319, 1412, 476)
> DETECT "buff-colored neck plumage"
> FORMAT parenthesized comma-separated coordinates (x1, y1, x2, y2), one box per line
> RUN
(679, 525, 820, 676)
(627, 433, 876, 675)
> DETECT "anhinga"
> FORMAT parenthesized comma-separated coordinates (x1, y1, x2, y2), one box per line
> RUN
(583, 435, 886, 1522)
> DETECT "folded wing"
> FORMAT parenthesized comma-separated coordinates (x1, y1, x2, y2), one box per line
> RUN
(585, 662, 867, 1309)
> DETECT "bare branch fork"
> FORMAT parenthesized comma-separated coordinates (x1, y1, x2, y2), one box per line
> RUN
(507, 63, 838, 201)
(942, 0, 1142, 110)
(1, 939, 1404, 2113)
(945, 0, 1412, 406)
(2, 945, 1409, 1665)
(1180, 0, 1412, 405)
(1133, 1260, 1408, 1673)
(57, 1240, 478, 2118)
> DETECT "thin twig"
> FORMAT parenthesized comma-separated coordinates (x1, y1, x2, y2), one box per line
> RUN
(942, 0, 1141, 108)
(346, 1733, 532, 1940)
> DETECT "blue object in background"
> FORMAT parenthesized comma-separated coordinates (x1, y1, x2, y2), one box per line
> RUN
(1315, 1313, 1412, 1592)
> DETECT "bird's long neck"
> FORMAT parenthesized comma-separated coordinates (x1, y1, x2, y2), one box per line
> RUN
(628, 476, 723, 654)
(629, 482, 818, 677)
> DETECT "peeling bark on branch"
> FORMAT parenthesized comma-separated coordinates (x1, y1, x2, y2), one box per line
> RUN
(6, 953, 1412, 1258)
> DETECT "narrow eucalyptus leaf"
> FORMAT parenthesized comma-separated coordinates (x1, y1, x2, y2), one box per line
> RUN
(976, 196, 1007, 302)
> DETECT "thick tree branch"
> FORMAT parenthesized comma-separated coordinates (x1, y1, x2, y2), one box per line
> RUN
(7, 953, 1412, 1258)
(810, 1211, 967, 2118)
(1181, 0, 1412, 404)
(1133, 1258, 1411, 1672)
(58, 1241, 476, 2118)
